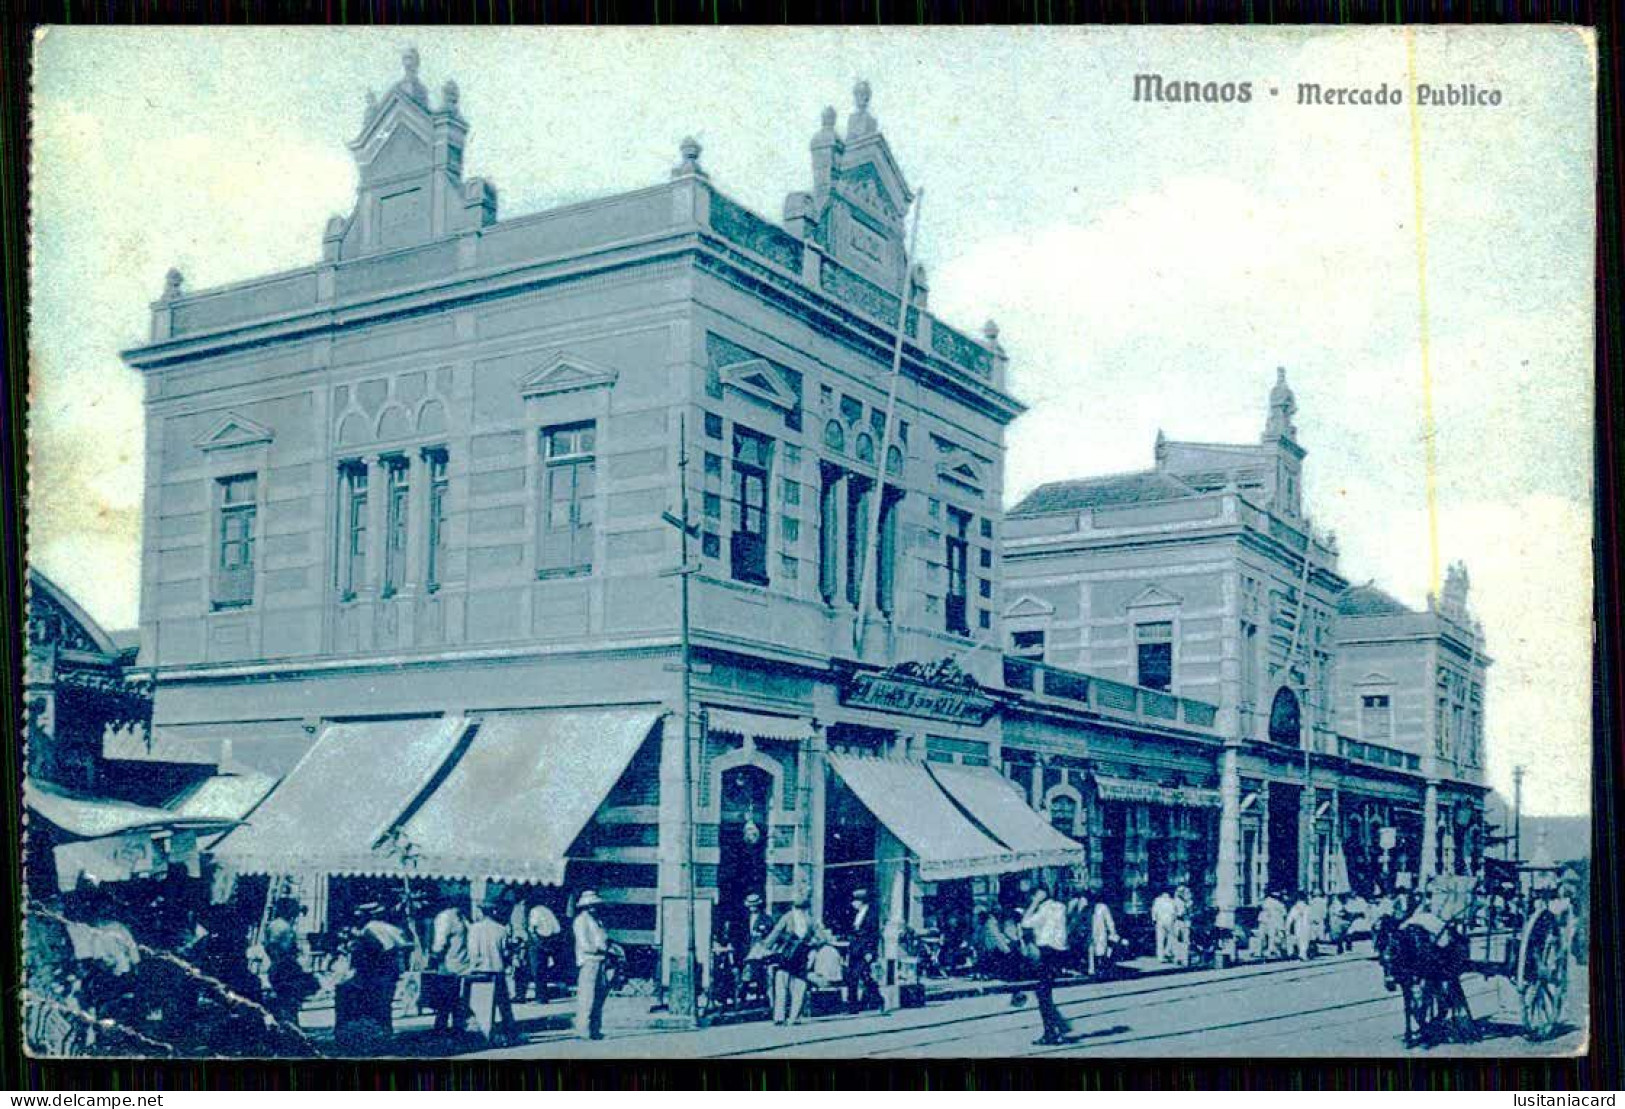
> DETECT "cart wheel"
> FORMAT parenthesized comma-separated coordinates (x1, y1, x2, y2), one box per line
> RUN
(1520, 919, 1568, 1040)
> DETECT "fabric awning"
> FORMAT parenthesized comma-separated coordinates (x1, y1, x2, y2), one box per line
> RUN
(826, 753, 1027, 881)
(209, 716, 468, 876)
(927, 762, 1086, 870)
(25, 780, 217, 838)
(168, 773, 278, 823)
(704, 707, 815, 745)
(388, 708, 662, 884)
(1094, 774, 1221, 809)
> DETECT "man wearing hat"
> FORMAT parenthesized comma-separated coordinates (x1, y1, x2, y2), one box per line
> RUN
(572, 890, 612, 1039)
(734, 892, 774, 1004)
(842, 887, 881, 1013)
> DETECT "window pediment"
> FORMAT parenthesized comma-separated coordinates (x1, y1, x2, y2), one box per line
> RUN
(520, 353, 619, 400)
(195, 413, 273, 452)
(935, 449, 986, 493)
(719, 358, 798, 412)
(1003, 594, 1055, 620)
(1126, 584, 1183, 611)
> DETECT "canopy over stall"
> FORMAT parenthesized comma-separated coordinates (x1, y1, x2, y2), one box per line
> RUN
(388, 708, 663, 884)
(209, 716, 468, 876)
(826, 752, 1081, 880)
(25, 779, 227, 892)
(927, 762, 1085, 871)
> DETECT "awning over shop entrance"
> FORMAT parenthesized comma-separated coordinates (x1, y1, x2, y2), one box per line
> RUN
(826, 753, 1028, 881)
(1094, 774, 1221, 809)
(928, 762, 1085, 871)
(704, 708, 815, 745)
(389, 708, 662, 884)
(209, 716, 468, 876)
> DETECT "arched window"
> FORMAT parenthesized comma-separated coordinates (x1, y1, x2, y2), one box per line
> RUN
(1048, 794, 1078, 835)
(1268, 687, 1302, 746)
(855, 433, 876, 465)
(823, 420, 846, 452)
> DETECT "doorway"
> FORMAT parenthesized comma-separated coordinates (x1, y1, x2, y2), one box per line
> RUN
(1266, 783, 1301, 897)
(718, 765, 772, 943)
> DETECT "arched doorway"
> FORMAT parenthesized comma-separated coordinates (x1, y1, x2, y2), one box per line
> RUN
(718, 765, 773, 941)
(1268, 687, 1302, 747)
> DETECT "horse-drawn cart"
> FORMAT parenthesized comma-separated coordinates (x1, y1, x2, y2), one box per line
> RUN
(1379, 858, 1574, 1045)
(1460, 857, 1573, 1040)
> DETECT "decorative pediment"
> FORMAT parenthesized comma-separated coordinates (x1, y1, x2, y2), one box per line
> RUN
(27, 570, 119, 658)
(520, 353, 619, 400)
(935, 449, 986, 492)
(835, 158, 907, 225)
(1004, 594, 1056, 620)
(194, 413, 273, 452)
(719, 358, 798, 413)
(1357, 671, 1397, 687)
(1125, 585, 1184, 611)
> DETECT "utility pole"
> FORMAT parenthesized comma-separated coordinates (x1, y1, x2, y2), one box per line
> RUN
(852, 187, 924, 655)
(661, 414, 702, 1022)
(1512, 764, 1526, 863)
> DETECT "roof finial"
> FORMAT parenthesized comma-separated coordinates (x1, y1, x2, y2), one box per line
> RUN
(441, 79, 460, 115)
(672, 135, 706, 179)
(161, 268, 184, 301)
(1265, 365, 1298, 441)
(821, 104, 838, 130)
(395, 45, 428, 107)
(982, 319, 1000, 344)
(848, 79, 877, 139)
(1155, 427, 1168, 463)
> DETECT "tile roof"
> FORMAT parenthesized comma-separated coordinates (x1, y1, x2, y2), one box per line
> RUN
(1010, 470, 1196, 515)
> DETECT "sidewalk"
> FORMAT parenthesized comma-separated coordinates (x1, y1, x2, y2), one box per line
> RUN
(298, 943, 1374, 1055)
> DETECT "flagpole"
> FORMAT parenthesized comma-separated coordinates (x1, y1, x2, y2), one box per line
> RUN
(853, 187, 925, 655)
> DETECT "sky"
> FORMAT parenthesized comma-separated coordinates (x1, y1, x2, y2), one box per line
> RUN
(28, 27, 1595, 814)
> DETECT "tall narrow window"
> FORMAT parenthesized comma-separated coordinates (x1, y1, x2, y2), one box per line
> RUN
(818, 464, 841, 603)
(340, 463, 368, 599)
(945, 506, 971, 636)
(214, 474, 257, 608)
(539, 422, 596, 576)
(1360, 694, 1393, 741)
(382, 458, 409, 596)
(1048, 794, 1077, 836)
(875, 487, 901, 616)
(844, 475, 872, 606)
(730, 427, 770, 586)
(425, 449, 449, 591)
(1136, 621, 1174, 691)
(1241, 622, 1259, 706)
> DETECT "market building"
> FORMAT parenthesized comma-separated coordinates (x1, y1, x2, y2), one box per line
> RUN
(116, 52, 1093, 985)
(1001, 370, 1491, 928)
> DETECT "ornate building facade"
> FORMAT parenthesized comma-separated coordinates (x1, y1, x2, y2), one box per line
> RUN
(1002, 372, 1490, 925)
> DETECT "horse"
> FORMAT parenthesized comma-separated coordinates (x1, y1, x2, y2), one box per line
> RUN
(1374, 916, 1476, 1046)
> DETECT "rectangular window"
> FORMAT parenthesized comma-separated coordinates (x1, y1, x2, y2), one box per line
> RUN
(215, 474, 257, 608)
(818, 465, 841, 603)
(382, 458, 409, 596)
(1451, 704, 1465, 761)
(730, 427, 770, 586)
(1135, 621, 1174, 691)
(1011, 629, 1046, 660)
(539, 422, 596, 576)
(1360, 693, 1393, 741)
(945, 507, 971, 636)
(876, 488, 900, 616)
(340, 463, 368, 599)
(845, 476, 872, 606)
(426, 450, 448, 591)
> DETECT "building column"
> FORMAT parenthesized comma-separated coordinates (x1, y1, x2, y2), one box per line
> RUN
(1213, 739, 1242, 929)
(364, 455, 389, 596)
(803, 724, 828, 923)
(1299, 784, 1317, 895)
(657, 702, 699, 1009)
(1420, 779, 1439, 883)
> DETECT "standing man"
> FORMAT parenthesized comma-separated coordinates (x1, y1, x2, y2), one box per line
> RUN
(763, 895, 831, 1027)
(526, 900, 564, 1003)
(842, 888, 881, 1013)
(572, 890, 611, 1040)
(1089, 893, 1121, 978)
(1150, 888, 1177, 962)
(1019, 884, 1073, 1046)
(465, 900, 517, 1043)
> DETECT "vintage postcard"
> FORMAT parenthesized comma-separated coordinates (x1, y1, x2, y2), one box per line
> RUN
(22, 26, 1595, 1059)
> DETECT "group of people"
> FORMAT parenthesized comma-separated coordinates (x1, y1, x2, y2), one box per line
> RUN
(973, 886, 1123, 985)
(1245, 890, 1359, 962)
(710, 886, 881, 1026)
(425, 889, 619, 1042)
(1149, 886, 1196, 966)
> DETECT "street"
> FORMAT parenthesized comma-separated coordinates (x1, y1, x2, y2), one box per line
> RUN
(475, 951, 1587, 1059)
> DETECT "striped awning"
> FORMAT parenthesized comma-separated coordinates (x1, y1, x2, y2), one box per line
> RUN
(1093, 774, 1221, 809)
(704, 707, 815, 745)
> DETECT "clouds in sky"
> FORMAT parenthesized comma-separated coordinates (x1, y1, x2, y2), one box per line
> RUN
(27, 27, 1594, 812)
